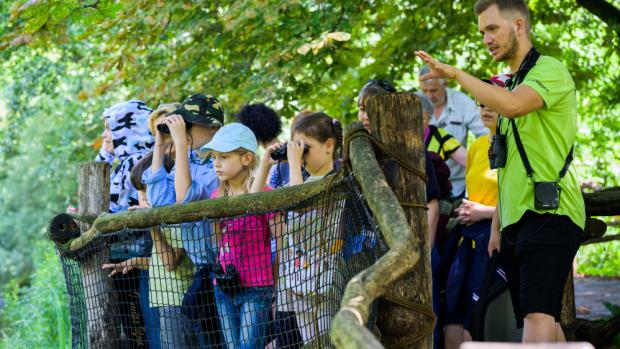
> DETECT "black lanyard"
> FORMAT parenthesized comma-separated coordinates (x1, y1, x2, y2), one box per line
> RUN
(496, 47, 573, 182)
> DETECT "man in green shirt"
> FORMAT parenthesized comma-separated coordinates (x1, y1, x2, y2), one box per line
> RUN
(415, 0, 585, 343)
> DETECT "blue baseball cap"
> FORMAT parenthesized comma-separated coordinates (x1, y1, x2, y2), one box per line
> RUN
(200, 123, 258, 153)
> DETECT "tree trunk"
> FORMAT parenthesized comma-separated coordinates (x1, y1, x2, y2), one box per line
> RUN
(576, 0, 620, 40)
(77, 162, 116, 349)
(367, 93, 433, 348)
(560, 271, 576, 340)
(573, 314, 620, 348)
(330, 123, 422, 348)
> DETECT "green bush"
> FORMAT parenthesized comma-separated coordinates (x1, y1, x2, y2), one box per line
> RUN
(577, 226, 620, 277)
(0, 241, 71, 349)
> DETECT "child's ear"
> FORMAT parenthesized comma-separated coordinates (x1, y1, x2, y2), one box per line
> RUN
(325, 138, 335, 153)
(240, 152, 254, 166)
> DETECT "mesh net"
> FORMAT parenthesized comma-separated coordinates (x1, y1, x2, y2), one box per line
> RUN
(58, 173, 387, 349)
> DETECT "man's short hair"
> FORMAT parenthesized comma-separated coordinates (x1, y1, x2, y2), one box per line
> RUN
(475, 0, 531, 32)
(414, 91, 434, 116)
(419, 65, 446, 85)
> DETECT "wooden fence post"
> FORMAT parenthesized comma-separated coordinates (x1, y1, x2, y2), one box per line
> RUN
(78, 162, 117, 348)
(561, 271, 577, 340)
(367, 93, 433, 348)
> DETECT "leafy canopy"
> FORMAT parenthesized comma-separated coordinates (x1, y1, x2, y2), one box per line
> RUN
(0, 0, 618, 282)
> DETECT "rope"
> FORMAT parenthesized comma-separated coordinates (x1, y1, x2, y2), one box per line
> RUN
(344, 126, 428, 185)
(383, 294, 436, 348)
(345, 125, 429, 213)
(399, 202, 429, 210)
(345, 124, 435, 345)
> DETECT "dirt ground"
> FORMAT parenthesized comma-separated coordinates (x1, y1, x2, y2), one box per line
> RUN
(575, 276, 620, 321)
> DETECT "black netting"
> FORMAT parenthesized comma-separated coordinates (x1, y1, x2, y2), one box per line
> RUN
(57, 174, 387, 349)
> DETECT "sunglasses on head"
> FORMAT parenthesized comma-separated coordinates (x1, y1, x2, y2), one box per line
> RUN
(363, 79, 397, 93)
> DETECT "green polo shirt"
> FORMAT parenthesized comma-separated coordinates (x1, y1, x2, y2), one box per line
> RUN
(498, 55, 585, 231)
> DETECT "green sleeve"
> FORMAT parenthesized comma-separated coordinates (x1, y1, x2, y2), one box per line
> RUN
(522, 57, 575, 110)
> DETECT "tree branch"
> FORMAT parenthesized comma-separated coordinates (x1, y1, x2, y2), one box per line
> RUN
(82, 0, 101, 9)
(57, 174, 341, 253)
(582, 233, 620, 245)
(583, 187, 620, 217)
(576, 0, 620, 40)
(330, 1, 346, 32)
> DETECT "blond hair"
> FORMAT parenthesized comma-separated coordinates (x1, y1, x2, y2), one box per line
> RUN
(215, 148, 259, 198)
(148, 102, 182, 135)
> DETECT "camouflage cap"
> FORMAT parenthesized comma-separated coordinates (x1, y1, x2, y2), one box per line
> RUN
(173, 93, 224, 128)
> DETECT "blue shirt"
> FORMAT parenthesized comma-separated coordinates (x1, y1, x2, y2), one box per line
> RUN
(143, 151, 219, 267)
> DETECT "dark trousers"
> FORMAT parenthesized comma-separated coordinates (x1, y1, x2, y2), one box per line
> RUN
(274, 311, 303, 349)
(111, 267, 148, 348)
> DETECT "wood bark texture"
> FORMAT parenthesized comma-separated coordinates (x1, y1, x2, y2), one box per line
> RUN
(78, 162, 117, 348)
(367, 93, 433, 349)
(330, 122, 421, 348)
(63, 173, 337, 252)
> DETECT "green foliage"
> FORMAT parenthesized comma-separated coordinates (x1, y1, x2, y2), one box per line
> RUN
(0, 241, 71, 349)
(0, 2, 617, 341)
(577, 229, 620, 277)
(0, 46, 119, 284)
(603, 301, 620, 316)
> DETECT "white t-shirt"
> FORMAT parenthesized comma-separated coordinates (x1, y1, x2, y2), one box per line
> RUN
(276, 175, 345, 312)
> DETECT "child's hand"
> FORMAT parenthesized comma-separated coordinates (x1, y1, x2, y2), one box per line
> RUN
(262, 143, 284, 166)
(128, 205, 149, 211)
(154, 117, 172, 147)
(101, 260, 134, 278)
(456, 199, 487, 225)
(287, 140, 305, 165)
(164, 114, 188, 149)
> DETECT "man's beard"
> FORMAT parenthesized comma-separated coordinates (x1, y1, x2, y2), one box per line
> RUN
(431, 93, 447, 108)
(496, 29, 519, 62)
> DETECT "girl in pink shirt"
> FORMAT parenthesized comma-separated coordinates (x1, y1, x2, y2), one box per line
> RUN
(200, 123, 281, 349)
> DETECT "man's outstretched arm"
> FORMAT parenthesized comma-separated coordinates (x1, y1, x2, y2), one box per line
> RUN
(415, 50, 543, 118)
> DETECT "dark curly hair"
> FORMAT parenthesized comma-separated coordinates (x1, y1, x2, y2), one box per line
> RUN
(235, 103, 282, 145)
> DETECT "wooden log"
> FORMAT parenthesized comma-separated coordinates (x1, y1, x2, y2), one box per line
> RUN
(581, 217, 607, 241)
(77, 162, 117, 348)
(367, 93, 433, 348)
(330, 123, 421, 348)
(560, 272, 577, 340)
(573, 314, 620, 348)
(62, 172, 341, 253)
(582, 233, 620, 245)
(583, 187, 620, 217)
(78, 162, 110, 232)
(49, 213, 80, 243)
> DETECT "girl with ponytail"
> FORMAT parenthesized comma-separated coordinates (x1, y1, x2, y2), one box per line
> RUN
(254, 112, 344, 346)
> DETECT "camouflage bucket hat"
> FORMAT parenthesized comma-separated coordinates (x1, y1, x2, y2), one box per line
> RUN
(173, 93, 224, 127)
